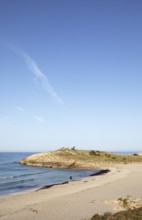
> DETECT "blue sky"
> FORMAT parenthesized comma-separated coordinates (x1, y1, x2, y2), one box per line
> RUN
(0, 0, 142, 152)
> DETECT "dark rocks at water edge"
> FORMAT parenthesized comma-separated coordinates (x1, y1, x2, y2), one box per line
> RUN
(36, 169, 110, 191)
(37, 181, 69, 191)
(89, 169, 110, 176)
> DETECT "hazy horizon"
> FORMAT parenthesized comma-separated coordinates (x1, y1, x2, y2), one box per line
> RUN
(0, 148, 141, 153)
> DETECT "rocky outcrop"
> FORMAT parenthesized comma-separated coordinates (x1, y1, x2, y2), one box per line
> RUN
(89, 169, 110, 176)
(19, 148, 98, 169)
(19, 147, 142, 169)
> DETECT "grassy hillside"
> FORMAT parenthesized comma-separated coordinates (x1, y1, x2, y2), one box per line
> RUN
(20, 147, 142, 169)
(53, 147, 142, 163)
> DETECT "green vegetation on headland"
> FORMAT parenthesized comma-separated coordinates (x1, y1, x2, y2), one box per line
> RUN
(90, 207, 142, 220)
(19, 147, 142, 169)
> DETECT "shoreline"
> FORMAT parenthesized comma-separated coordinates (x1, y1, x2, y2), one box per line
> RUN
(0, 168, 109, 199)
(0, 163, 142, 220)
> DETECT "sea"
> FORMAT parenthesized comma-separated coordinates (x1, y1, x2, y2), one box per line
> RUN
(0, 152, 99, 197)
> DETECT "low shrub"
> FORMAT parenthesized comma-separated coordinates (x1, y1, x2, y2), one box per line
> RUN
(90, 150, 100, 156)
(90, 207, 142, 220)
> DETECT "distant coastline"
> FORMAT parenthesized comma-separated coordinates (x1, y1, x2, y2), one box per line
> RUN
(111, 151, 141, 154)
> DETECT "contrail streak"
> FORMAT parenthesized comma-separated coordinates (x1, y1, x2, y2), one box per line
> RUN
(22, 52, 63, 105)
(5, 44, 63, 105)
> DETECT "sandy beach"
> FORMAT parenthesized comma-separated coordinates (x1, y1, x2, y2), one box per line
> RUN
(0, 163, 142, 220)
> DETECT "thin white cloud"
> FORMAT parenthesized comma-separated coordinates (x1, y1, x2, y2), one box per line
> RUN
(5, 44, 63, 105)
(22, 52, 63, 105)
(33, 115, 45, 123)
(13, 106, 24, 112)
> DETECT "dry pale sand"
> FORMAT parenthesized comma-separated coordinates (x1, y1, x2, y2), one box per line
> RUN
(0, 163, 142, 220)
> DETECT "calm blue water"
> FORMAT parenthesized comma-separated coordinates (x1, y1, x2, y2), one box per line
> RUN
(112, 151, 140, 154)
(0, 152, 98, 197)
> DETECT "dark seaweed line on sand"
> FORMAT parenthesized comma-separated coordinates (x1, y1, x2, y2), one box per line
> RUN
(37, 169, 110, 191)
(36, 181, 69, 191)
